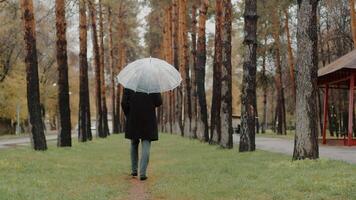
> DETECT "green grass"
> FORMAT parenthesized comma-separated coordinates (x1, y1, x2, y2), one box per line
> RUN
(0, 134, 356, 200)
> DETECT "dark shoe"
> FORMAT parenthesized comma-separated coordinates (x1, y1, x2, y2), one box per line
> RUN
(140, 176, 148, 181)
(131, 172, 137, 177)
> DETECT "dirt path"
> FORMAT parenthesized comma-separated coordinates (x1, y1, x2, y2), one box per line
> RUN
(127, 177, 150, 200)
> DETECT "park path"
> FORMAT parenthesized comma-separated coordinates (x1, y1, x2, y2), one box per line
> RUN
(0, 131, 74, 149)
(233, 135, 356, 164)
(127, 178, 150, 200)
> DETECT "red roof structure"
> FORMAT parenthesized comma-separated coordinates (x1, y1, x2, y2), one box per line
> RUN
(318, 49, 356, 146)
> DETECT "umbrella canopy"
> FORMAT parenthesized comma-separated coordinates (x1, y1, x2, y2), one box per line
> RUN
(116, 57, 182, 94)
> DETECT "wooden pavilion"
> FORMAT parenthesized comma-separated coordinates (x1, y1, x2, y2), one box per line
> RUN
(318, 49, 356, 146)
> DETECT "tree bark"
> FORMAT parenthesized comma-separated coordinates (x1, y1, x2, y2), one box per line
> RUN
(271, 10, 286, 135)
(220, 0, 233, 149)
(349, 0, 356, 47)
(172, 0, 182, 135)
(196, 0, 209, 142)
(20, 0, 47, 150)
(78, 0, 92, 142)
(98, 0, 109, 137)
(108, 7, 117, 134)
(293, 0, 319, 160)
(55, 0, 72, 147)
(239, 0, 257, 152)
(178, 0, 191, 137)
(107, 6, 119, 134)
(284, 8, 296, 102)
(210, 0, 223, 144)
(89, 0, 104, 137)
(261, 29, 267, 134)
(190, 4, 198, 139)
(114, 2, 124, 133)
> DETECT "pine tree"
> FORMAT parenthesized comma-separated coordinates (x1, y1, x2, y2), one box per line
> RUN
(88, 0, 104, 137)
(55, 0, 72, 147)
(239, 0, 258, 152)
(293, 0, 319, 160)
(220, 0, 233, 148)
(78, 0, 92, 142)
(20, 0, 47, 150)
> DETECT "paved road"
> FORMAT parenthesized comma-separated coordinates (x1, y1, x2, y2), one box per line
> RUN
(0, 133, 76, 149)
(233, 135, 356, 164)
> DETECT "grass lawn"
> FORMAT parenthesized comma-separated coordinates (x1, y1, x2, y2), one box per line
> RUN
(0, 134, 356, 200)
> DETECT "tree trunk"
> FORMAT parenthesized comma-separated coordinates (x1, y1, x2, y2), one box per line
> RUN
(172, 0, 182, 135)
(114, 3, 123, 133)
(349, 0, 356, 47)
(284, 8, 296, 102)
(108, 7, 117, 134)
(55, 0, 72, 147)
(116, 44, 126, 133)
(196, 0, 209, 142)
(168, 6, 174, 133)
(190, 4, 198, 139)
(239, 0, 257, 152)
(98, 0, 109, 137)
(78, 0, 91, 142)
(210, 0, 223, 144)
(293, 0, 319, 160)
(271, 10, 286, 135)
(262, 31, 267, 133)
(89, 0, 104, 137)
(20, 0, 47, 150)
(220, 0, 233, 149)
(178, 0, 191, 137)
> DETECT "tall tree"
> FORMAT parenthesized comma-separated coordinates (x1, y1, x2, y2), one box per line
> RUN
(220, 0, 233, 148)
(284, 8, 296, 101)
(98, 0, 109, 137)
(178, 0, 191, 137)
(271, 8, 286, 135)
(20, 0, 47, 150)
(55, 0, 72, 147)
(349, 0, 356, 47)
(261, 27, 268, 134)
(196, 0, 209, 142)
(293, 0, 319, 160)
(173, 0, 183, 135)
(113, 1, 124, 133)
(108, 6, 117, 134)
(78, 0, 92, 142)
(210, 0, 223, 144)
(190, 4, 198, 139)
(239, 0, 257, 152)
(88, 0, 104, 137)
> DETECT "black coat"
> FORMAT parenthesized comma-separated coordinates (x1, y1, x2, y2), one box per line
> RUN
(121, 88, 162, 141)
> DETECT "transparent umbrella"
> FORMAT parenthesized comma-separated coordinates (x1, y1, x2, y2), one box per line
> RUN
(116, 57, 182, 94)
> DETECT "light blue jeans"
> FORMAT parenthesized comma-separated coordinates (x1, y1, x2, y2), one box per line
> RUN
(131, 139, 151, 177)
